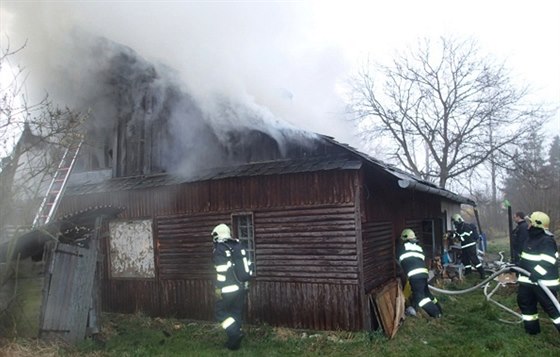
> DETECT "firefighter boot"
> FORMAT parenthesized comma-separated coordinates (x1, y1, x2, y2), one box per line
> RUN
(226, 332, 244, 350)
(421, 301, 442, 318)
(523, 320, 541, 335)
(436, 302, 443, 316)
(477, 267, 486, 279)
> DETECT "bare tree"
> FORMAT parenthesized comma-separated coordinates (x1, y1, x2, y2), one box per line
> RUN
(501, 135, 560, 233)
(1, 39, 87, 333)
(347, 36, 549, 189)
(1, 39, 85, 241)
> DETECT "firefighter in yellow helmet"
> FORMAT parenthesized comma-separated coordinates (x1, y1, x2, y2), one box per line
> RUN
(212, 223, 254, 349)
(516, 211, 560, 335)
(397, 228, 442, 318)
(451, 213, 485, 279)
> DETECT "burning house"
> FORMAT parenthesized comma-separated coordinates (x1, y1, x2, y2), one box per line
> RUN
(3, 35, 474, 337)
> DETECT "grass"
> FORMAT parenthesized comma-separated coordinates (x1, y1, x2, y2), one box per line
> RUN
(0, 261, 44, 339)
(2, 280, 559, 357)
(1, 235, 559, 356)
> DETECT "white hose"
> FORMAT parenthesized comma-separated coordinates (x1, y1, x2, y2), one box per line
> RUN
(428, 265, 560, 315)
(428, 266, 512, 295)
(483, 279, 522, 324)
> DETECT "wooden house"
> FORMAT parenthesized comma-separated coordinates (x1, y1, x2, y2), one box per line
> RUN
(57, 133, 472, 332)
(6, 39, 475, 333)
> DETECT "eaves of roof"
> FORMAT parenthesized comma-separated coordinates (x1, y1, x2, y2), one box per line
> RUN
(66, 135, 475, 206)
(318, 135, 476, 206)
(65, 156, 363, 196)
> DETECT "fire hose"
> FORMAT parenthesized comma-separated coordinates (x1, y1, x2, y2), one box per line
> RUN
(428, 265, 560, 322)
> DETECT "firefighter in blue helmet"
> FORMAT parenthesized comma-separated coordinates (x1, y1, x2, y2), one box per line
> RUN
(451, 214, 485, 279)
(516, 211, 560, 335)
(212, 223, 254, 350)
(397, 228, 442, 318)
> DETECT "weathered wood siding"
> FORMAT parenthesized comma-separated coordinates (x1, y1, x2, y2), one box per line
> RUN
(249, 281, 359, 330)
(39, 241, 98, 343)
(254, 205, 358, 284)
(155, 212, 226, 320)
(250, 204, 361, 330)
(59, 170, 364, 330)
(101, 279, 161, 315)
(362, 221, 394, 294)
(156, 213, 226, 280)
(60, 171, 356, 217)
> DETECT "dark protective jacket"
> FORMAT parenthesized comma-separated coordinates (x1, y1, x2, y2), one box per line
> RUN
(213, 239, 254, 294)
(518, 227, 559, 287)
(512, 220, 529, 263)
(397, 240, 429, 279)
(454, 222, 479, 249)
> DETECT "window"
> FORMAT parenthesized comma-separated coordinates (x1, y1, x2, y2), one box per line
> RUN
(232, 213, 256, 273)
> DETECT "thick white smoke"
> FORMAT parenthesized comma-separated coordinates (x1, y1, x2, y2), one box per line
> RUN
(0, 1, 359, 150)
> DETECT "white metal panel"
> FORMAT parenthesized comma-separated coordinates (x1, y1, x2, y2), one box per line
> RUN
(109, 220, 155, 278)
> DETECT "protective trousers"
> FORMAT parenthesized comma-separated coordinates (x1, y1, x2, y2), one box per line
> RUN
(461, 245, 485, 278)
(410, 277, 442, 318)
(215, 290, 246, 348)
(517, 283, 560, 334)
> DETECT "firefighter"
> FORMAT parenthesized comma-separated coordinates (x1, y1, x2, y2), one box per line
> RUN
(511, 211, 529, 265)
(212, 223, 254, 350)
(397, 228, 442, 318)
(516, 211, 560, 335)
(451, 214, 485, 278)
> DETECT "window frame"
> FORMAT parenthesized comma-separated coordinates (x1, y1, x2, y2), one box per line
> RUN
(231, 212, 256, 274)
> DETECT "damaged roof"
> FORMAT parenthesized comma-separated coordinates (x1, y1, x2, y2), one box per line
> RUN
(66, 155, 362, 195)
(65, 135, 474, 205)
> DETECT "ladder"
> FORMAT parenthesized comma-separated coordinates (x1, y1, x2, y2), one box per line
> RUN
(32, 137, 84, 228)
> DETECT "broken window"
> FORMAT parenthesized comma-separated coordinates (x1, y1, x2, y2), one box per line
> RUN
(232, 213, 256, 274)
(108, 219, 155, 278)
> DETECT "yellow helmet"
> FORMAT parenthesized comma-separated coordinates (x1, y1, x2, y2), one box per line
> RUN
(212, 223, 231, 242)
(526, 211, 550, 230)
(400, 228, 416, 241)
(451, 214, 463, 224)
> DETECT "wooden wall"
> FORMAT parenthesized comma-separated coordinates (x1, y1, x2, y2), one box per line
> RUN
(362, 221, 394, 294)
(60, 170, 365, 330)
(250, 204, 361, 330)
(59, 165, 454, 331)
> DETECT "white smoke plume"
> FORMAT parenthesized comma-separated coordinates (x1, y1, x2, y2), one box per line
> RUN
(0, 1, 359, 161)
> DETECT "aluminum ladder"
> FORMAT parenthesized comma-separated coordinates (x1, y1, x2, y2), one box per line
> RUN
(32, 137, 84, 228)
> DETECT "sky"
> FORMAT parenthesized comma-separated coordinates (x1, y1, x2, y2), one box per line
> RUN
(1, 0, 559, 157)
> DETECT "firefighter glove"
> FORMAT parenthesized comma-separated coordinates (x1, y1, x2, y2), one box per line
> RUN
(214, 288, 222, 299)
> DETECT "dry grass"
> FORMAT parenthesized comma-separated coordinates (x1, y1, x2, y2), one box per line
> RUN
(0, 338, 106, 357)
(0, 338, 60, 357)
(272, 326, 300, 341)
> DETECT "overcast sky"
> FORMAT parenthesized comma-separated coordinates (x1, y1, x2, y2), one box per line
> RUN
(1, 0, 559, 153)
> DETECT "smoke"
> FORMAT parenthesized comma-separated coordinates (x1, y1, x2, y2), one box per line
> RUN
(0, 1, 358, 159)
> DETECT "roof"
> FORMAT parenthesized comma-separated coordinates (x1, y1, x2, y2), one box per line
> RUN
(318, 136, 475, 205)
(65, 135, 474, 205)
(66, 155, 362, 196)
(0, 205, 124, 261)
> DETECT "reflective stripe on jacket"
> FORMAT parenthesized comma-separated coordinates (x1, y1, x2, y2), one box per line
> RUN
(518, 227, 559, 286)
(455, 222, 479, 246)
(398, 241, 428, 279)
